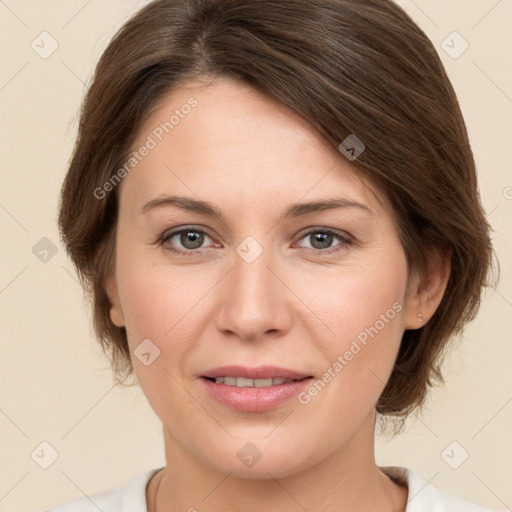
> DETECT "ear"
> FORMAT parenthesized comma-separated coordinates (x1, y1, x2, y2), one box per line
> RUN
(403, 247, 452, 330)
(105, 273, 126, 328)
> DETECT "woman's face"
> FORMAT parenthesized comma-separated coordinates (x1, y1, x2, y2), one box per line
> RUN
(108, 77, 420, 478)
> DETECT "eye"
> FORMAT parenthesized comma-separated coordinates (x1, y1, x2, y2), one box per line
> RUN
(157, 226, 353, 257)
(159, 226, 219, 255)
(295, 228, 353, 254)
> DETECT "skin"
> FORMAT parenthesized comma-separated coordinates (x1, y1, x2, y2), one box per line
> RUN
(106, 76, 450, 512)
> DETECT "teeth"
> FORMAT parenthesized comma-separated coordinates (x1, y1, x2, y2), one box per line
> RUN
(254, 378, 273, 387)
(212, 376, 295, 387)
(237, 377, 254, 387)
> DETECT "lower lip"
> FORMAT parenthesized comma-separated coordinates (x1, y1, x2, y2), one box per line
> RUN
(201, 377, 313, 412)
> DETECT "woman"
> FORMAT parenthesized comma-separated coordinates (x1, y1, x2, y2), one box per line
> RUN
(49, 0, 501, 510)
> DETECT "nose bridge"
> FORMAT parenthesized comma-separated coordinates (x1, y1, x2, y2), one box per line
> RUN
(215, 236, 289, 340)
(234, 240, 272, 300)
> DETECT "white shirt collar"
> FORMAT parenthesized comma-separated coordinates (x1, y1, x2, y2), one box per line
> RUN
(47, 465, 503, 511)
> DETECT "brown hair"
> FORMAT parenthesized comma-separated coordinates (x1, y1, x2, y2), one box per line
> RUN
(58, 0, 496, 422)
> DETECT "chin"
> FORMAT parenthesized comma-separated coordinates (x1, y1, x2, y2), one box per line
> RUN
(197, 437, 323, 480)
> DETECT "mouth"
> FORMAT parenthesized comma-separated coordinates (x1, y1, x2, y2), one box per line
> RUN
(203, 376, 312, 387)
(200, 365, 314, 412)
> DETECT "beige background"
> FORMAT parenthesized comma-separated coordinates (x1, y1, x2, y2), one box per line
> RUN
(0, 1, 511, 511)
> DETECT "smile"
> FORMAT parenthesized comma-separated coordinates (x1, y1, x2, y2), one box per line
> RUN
(207, 376, 297, 387)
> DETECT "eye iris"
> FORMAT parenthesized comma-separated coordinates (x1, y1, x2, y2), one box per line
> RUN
(311, 232, 333, 250)
(181, 231, 204, 249)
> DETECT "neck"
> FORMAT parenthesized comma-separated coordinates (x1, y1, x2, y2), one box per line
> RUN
(148, 410, 408, 512)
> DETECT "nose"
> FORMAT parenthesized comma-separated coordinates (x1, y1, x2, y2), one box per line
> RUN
(215, 243, 293, 343)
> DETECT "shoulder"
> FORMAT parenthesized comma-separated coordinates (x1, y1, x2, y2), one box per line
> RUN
(381, 466, 506, 512)
(40, 467, 162, 512)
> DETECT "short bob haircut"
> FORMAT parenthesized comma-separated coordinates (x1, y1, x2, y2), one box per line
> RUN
(58, 0, 496, 422)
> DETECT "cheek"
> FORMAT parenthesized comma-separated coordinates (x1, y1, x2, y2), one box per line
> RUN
(120, 269, 199, 352)
(115, 232, 200, 339)
(299, 251, 408, 399)
(115, 248, 217, 392)
(307, 262, 407, 350)
(117, 265, 200, 415)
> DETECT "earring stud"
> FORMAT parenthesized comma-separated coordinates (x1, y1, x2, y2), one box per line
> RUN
(418, 312, 423, 322)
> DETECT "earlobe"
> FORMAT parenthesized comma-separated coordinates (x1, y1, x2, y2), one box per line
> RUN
(105, 274, 125, 328)
(403, 248, 452, 330)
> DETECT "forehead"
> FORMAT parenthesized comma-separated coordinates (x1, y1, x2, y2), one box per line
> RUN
(120, 76, 383, 215)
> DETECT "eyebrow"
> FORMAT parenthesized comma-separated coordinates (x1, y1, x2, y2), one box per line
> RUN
(140, 194, 372, 220)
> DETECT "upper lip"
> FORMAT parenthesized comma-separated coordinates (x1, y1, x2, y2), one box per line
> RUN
(201, 365, 312, 380)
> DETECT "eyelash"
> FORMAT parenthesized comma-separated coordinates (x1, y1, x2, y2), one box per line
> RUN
(156, 225, 353, 257)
